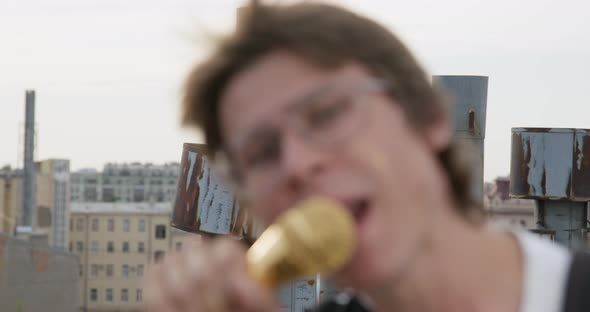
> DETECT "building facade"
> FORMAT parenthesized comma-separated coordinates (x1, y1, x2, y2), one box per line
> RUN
(0, 166, 19, 234)
(70, 163, 179, 203)
(70, 202, 193, 312)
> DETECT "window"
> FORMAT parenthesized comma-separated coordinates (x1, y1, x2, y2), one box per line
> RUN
(136, 289, 143, 302)
(76, 241, 84, 253)
(91, 241, 99, 253)
(102, 187, 115, 202)
(138, 219, 145, 232)
(69, 241, 73, 252)
(108, 219, 114, 232)
(107, 241, 114, 253)
(123, 219, 130, 232)
(76, 218, 84, 231)
(106, 288, 113, 302)
(154, 251, 165, 263)
(83, 187, 98, 201)
(106, 264, 113, 277)
(137, 264, 144, 277)
(133, 189, 145, 202)
(138, 242, 145, 253)
(90, 289, 98, 302)
(175, 242, 182, 251)
(122, 242, 130, 253)
(155, 225, 166, 239)
(70, 218, 73, 231)
(122, 264, 129, 279)
(91, 218, 99, 231)
(121, 289, 128, 302)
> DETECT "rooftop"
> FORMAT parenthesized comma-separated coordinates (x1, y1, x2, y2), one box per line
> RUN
(70, 202, 172, 215)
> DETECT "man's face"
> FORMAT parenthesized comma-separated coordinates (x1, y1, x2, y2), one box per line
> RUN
(219, 51, 450, 289)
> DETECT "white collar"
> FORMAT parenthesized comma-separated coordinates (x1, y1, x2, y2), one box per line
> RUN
(514, 231, 572, 312)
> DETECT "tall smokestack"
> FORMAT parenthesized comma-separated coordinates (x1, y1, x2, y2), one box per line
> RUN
(22, 90, 36, 228)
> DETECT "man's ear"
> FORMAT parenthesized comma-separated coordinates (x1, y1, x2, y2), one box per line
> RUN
(425, 117, 452, 152)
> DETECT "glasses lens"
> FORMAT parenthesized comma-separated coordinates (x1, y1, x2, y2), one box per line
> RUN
(234, 130, 280, 174)
(298, 86, 364, 145)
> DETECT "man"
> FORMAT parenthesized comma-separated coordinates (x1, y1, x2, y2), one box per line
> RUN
(144, 2, 589, 312)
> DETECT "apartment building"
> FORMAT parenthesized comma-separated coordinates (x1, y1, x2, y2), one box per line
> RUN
(0, 159, 70, 249)
(70, 202, 193, 311)
(70, 163, 179, 203)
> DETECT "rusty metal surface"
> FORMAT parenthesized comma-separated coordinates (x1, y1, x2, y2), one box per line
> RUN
(540, 201, 587, 248)
(510, 128, 590, 201)
(433, 75, 488, 204)
(171, 143, 255, 238)
(433, 75, 488, 139)
(573, 129, 590, 198)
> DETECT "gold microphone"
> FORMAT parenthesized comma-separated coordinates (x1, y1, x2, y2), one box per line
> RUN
(247, 196, 356, 287)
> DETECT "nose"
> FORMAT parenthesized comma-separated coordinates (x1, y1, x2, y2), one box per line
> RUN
(279, 130, 327, 193)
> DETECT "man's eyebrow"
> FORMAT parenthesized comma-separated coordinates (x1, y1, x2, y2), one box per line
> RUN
(229, 79, 351, 150)
(228, 88, 326, 150)
(283, 82, 336, 115)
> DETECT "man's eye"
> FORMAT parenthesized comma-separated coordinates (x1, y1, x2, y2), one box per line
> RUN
(243, 140, 280, 168)
(306, 98, 351, 128)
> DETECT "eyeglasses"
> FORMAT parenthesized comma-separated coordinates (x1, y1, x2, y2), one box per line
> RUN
(215, 78, 389, 194)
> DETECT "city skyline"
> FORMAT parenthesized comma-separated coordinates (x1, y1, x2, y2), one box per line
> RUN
(1, 0, 589, 181)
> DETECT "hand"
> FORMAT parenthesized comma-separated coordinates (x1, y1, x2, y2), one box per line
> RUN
(142, 236, 281, 312)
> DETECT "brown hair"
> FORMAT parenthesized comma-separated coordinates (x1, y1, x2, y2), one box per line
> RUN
(182, 2, 480, 217)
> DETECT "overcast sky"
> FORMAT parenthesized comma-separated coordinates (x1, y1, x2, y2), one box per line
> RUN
(1, 0, 589, 181)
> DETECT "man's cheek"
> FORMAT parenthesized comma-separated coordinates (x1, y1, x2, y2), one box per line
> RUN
(347, 139, 390, 174)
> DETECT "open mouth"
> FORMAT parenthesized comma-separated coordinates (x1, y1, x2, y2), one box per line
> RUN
(349, 198, 370, 224)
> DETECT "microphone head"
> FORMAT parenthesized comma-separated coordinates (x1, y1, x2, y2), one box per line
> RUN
(247, 196, 356, 287)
